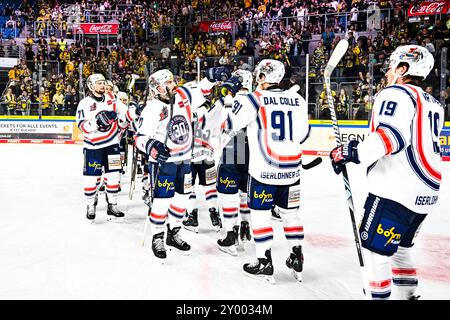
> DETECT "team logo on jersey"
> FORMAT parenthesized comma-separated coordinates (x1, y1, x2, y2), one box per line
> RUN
(370, 217, 407, 254)
(168, 115, 189, 145)
(157, 179, 175, 193)
(159, 106, 168, 120)
(377, 224, 401, 246)
(90, 103, 97, 111)
(219, 177, 237, 189)
(88, 161, 102, 171)
(253, 189, 273, 205)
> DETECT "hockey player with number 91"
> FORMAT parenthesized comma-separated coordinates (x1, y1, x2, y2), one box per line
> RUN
(223, 59, 311, 283)
(330, 45, 444, 300)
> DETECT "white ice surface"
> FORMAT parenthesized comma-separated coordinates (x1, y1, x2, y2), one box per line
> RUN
(0, 144, 449, 300)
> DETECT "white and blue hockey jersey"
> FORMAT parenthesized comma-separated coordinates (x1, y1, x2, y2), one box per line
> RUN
(357, 84, 444, 213)
(136, 79, 214, 163)
(76, 92, 130, 149)
(226, 87, 310, 185)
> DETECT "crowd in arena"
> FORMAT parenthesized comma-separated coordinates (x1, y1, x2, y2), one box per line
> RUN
(1, 0, 449, 120)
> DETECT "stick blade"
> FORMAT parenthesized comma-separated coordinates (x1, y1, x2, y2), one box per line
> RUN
(324, 39, 349, 77)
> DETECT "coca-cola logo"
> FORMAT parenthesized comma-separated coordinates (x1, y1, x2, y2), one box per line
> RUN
(89, 24, 112, 33)
(80, 23, 119, 34)
(409, 1, 448, 16)
(210, 21, 232, 31)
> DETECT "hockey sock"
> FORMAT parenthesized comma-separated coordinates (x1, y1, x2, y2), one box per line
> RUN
(167, 192, 189, 228)
(83, 175, 100, 205)
(239, 192, 251, 223)
(186, 188, 197, 214)
(142, 173, 150, 192)
(362, 248, 392, 300)
(104, 171, 120, 204)
(219, 192, 239, 232)
(391, 246, 418, 300)
(250, 209, 273, 259)
(204, 184, 218, 210)
(278, 207, 304, 248)
(149, 197, 171, 235)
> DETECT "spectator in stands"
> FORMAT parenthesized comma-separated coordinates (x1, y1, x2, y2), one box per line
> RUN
(289, 36, 301, 67)
(3, 87, 16, 115)
(322, 26, 335, 53)
(64, 88, 78, 116)
(52, 89, 64, 115)
(337, 87, 349, 120)
(318, 83, 336, 120)
(39, 88, 51, 116)
(16, 91, 31, 116)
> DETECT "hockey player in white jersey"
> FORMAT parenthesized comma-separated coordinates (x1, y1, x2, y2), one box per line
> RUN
(76, 74, 131, 222)
(223, 59, 310, 283)
(136, 68, 228, 260)
(215, 69, 254, 255)
(330, 45, 444, 299)
(182, 89, 223, 233)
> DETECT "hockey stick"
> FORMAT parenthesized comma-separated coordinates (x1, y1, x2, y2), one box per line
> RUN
(141, 89, 174, 247)
(128, 144, 138, 200)
(302, 156, 322, 170)
(324, 39, 367, 282)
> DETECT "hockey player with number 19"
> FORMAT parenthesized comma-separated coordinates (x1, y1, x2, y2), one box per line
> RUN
(330, 45, 444, 300)
(76, 74, 130, 222)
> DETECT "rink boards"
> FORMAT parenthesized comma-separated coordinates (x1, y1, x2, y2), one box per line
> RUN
(1, 117, 450, 161)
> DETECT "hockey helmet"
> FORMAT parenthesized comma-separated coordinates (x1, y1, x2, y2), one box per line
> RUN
(385, 45, 434, 80)
(148, 69, 174, 96)
(254, 59, 285, 85)
(117, 91, 128, 104)
(232, 69, 253, 92)
(87, 74, 106, 93)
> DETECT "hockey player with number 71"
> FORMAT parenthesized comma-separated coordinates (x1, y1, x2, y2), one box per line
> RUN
(76, 74, 131, 222)
(330, 45, 444, 300)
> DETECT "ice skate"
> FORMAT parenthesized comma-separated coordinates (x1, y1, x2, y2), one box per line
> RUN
(209, 208, 222, 232)
(271, 206, 282, 222)
(142, 190, 152, 207)
(243, 250, 275, 284)
(217, 230, 238, 256)
(86, 205, 96, 223)
(240, 221, 252, 242)
(166, 224, 191, 255)
(152, 232, 167, 262)
(182, 209, 199, 233)
(106, 203, 125, 222)
(286, 245, 304, 282)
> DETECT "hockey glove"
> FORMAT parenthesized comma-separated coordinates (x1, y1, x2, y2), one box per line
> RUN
(329, 140, 360, 175)
(135, 102, 145, 117)
(96, 110, 117, 132)
(145, 139, 171, 164)
(206, 67, 231, 83)
(220, 75, 243, 96)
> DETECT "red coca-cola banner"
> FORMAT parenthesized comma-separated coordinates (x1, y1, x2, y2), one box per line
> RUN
(197, 20, 234, 33)
(408, 1, 450, 17)
(76, 23, 120, 35)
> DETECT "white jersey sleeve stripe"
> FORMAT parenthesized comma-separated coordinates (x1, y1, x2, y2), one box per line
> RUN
(377, 122, 406, 155)
(405, 146, 440, 191)
(404, 84, 442, 182)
